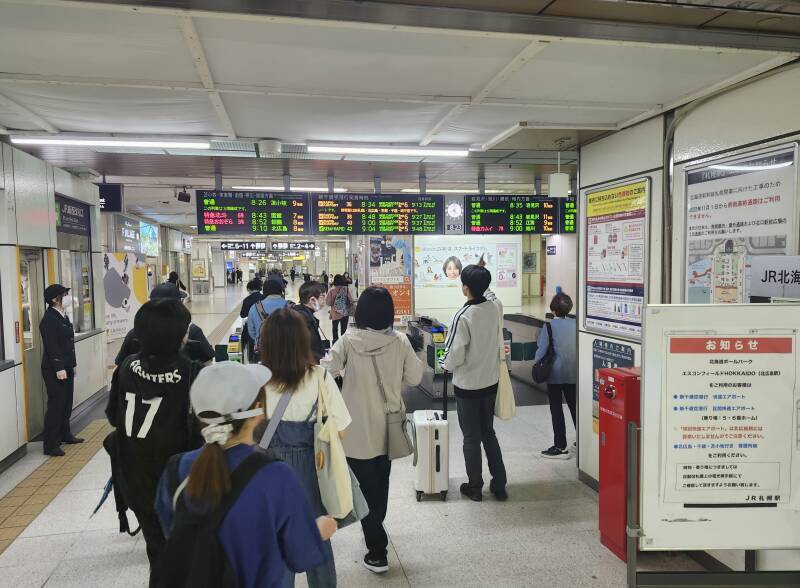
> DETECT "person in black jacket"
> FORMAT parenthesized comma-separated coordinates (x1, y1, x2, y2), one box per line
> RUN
(114, 284, 214, 366)
(293, 281, 328, 363)
(106, 298, 204, 583)
(40, 283, 83, 457)
(167, 271, 188, 299)
(240, 279, 264, 363)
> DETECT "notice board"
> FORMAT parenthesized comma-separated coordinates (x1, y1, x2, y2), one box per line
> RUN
(641, 304, 800, 550)
(583, 178, 648, 340)
(685, 143, 798, 304)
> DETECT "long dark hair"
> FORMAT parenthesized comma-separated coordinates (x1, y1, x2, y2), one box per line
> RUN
(260, 308, 313, 393)
(185, 387, 265, 510)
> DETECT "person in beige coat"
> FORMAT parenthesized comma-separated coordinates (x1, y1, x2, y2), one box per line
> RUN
(324, 286, 423, 575)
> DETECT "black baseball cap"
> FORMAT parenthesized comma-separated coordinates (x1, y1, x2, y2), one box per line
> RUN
(150, 283, 182, 300)
(43, 284, 70, 304)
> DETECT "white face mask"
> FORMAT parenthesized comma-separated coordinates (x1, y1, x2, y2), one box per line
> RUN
(310, 297, 322, 312)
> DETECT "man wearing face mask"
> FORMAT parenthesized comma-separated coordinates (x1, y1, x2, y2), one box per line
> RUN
(293, 281, 329, 364)
(40, 284, 83, 456)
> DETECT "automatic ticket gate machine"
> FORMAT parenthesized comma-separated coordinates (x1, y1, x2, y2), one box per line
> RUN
(408, 317, 448, 398)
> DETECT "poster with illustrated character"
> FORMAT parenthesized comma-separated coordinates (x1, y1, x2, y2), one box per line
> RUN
(104, 252, 148, 340)
(496, 244, 519, 287)
(369, 236, 412, 324)
(413, 242, 500, 288)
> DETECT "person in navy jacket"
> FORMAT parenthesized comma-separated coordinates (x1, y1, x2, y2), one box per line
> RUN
(39, 283, 84, 456)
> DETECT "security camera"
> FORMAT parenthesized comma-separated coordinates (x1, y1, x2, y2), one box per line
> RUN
(177, 187, 191, 203)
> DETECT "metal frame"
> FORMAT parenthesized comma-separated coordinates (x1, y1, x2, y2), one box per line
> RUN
(626, 423, 800, 588)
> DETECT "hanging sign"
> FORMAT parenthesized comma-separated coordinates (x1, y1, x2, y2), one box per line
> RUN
(220, 241, 267, 251)
(271, 241, 316, 251)
(55, 194, 90, 236)
(685, 144, 798, 304)
(584, 179, 648, 340)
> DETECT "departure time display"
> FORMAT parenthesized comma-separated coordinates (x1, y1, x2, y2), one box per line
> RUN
(560, 198, 577, 234)
(465, 195, 559, 234)
(196, 191, 309, 234)
(313, 194, 443, 234)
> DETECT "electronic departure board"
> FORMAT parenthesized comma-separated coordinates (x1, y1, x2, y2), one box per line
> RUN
(196, 191, 309, 234)
(465, 195, 559, 234)
(560, 198, 577, 234)
(313, 194, 443, 234)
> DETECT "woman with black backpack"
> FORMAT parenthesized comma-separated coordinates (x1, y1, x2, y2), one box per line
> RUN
(154, 361, 337, 588)
(533, 292, 578, 459)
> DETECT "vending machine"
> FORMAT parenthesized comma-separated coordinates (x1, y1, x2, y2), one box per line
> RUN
(598, 366, 641, 562)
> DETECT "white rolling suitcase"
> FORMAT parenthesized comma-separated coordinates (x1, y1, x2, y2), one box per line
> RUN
(411, 371, 450, 502)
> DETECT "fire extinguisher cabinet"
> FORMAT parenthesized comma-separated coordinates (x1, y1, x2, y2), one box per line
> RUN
(598, 366, 641, 562)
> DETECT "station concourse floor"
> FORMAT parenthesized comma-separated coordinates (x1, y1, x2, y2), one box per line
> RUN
(0, 283, 701, 587)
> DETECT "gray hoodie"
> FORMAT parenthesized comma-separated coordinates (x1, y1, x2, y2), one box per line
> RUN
(324, 327, 423, 460)
(442, 296, 503, 392)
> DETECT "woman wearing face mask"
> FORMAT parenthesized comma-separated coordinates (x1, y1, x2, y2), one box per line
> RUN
(294, 281, 329, 363)
(39, 283, 83, 456)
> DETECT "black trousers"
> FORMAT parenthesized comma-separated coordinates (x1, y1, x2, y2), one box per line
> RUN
(455, 392, 507, 491)
(42, 368, 75, 453)
(132, 505, 166, 587)
(547, 383, 577, 449)
(332, 317, 349, 342)
(347, 455, 391, 560)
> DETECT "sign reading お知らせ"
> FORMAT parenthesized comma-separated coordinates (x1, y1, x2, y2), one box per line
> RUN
(685, 145, 798, 304)
(584, 179, 647, 340)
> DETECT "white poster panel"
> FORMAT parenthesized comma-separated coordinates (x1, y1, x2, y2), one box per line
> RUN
(749, 255, 800, 299)
(685, 144, 798, 304)
(103, 252, 148, 341)
(641, 304, 800, 551)
(584, 179, 648, 340)
(414, 242, 499, 288)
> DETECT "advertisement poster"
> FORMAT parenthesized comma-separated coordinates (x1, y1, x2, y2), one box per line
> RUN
(103, 252, 148, 341)
(414, 242, 499, 288)
(592, 338, 634, 433)
(523, 252, 538, 274)
(192, 259, 208, 279)
(139, 222, 160, 257)
(663, 334, 796, 504)
(369, 236, 412, 324)
(496, 244, 519, 287)
(116, 216, 141, 254)
(585, 179, 647, 339)
(686, 146, 797, 304)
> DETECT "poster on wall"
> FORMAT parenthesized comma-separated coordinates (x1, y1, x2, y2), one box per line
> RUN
(139, 222, 160, 257)
(591, 339, 635, 434)
(103, 252, 148, 341)
(585, 179, 648, 340)
(523, 252, 538, 274)
(685, 144, 798, 304)
(496, 244, 519, 288)
(413, 242, 499, 288)
(192, 259, 208, 280)
(369, 236, 412, 324)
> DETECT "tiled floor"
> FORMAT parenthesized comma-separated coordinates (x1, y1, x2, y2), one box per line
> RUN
(0, 285, 704, 587)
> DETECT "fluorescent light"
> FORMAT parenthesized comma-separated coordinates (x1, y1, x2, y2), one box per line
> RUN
(230, 186, 347, 193)
(307, 144, 469, 158)
(401, 188, 508, 194)
(11, 136, 211, 149)
(709, 161, 792, 172)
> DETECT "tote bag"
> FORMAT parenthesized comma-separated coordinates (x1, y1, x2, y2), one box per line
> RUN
(494, 314, 516, 420)
(314, 368, 353, 519)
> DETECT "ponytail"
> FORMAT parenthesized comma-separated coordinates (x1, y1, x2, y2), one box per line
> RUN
(185, 388, 266, 510)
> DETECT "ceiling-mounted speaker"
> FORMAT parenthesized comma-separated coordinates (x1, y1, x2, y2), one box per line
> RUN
(548, 172, 570, 199)
(177, 188, 191, 203)
(257, 139, 282, 158)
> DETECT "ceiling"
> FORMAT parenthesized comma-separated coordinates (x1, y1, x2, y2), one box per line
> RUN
(0, 0, 798, 231)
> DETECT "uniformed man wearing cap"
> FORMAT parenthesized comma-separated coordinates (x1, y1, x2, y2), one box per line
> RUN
(40, 283, 84, 456)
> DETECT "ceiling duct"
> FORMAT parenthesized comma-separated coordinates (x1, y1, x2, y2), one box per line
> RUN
(611, 1, 800, 14)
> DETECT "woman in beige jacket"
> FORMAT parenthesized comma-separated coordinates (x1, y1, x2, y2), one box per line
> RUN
(324, 286, 423, 575)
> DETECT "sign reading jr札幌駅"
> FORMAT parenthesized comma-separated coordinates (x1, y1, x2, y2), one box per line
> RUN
(55, 194, 90, 236)
(664, 335, 796, 505)
(584, 179, 647, 340)
(685, 145, 797, 304)
(749, 255, 800, 299)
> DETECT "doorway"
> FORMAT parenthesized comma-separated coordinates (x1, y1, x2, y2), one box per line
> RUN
(19, 248, 46, 440)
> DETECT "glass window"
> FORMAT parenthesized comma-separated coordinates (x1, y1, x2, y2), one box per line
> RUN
(57, 233, 94, 335)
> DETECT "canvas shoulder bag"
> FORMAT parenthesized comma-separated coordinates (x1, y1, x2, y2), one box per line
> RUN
(370, 349, 414, 460)
(495, 312, 516, 420)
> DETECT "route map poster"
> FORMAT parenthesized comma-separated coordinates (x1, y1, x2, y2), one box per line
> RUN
(685, 145, 798, 304)
(585, 179, 648, 339)
(369, 236, 413, 324)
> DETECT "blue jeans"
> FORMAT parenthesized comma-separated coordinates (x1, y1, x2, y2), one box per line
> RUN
(270, 418, 337, 588)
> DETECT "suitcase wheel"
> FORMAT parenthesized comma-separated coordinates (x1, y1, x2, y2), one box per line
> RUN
(440, 491, 447, 502)
(416, 491, 423, 502)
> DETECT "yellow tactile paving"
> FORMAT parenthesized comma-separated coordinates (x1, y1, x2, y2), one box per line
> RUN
(0, 419, 112, 555)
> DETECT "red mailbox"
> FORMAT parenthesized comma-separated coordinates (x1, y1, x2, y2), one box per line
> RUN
(598, 366, 641, 562)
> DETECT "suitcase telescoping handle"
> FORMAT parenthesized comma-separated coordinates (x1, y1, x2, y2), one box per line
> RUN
(442, 370, 449, 420)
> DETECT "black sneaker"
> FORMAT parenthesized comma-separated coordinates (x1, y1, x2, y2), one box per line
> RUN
(541, 446, 571, 460)
(490, 482, 508, 502)
(45, 448, 65, 457)
(460, 483, 482, 502)
(363, 554, 389, 574)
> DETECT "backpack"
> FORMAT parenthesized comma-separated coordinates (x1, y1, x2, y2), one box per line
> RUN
(154, 450, 275, 588)
(532, 322, 555, 384)
(333, 288, 351, 316)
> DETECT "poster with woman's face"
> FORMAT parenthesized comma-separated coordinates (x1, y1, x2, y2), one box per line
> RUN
(413, 242, 497, 287)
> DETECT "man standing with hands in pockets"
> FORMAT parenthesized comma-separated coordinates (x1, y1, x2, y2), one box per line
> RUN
(40, 283, 83, 456)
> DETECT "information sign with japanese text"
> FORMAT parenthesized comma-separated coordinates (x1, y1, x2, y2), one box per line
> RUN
(313, 194, 443, 234)
(271, 242, 316, 251)
(685, 144, 798, 304)
(196, 191, 309, 234)
(641, 304, 800, 550)
(584, 179, 648, 340)
(220, 241, 267, 251)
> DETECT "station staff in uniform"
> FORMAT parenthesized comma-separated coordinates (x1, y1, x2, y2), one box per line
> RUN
(40, 283, 84, 457)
